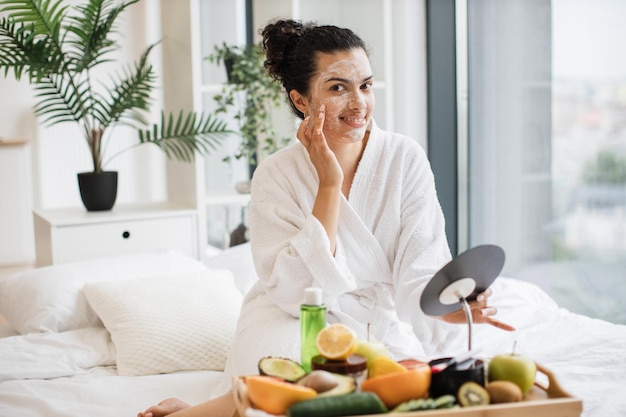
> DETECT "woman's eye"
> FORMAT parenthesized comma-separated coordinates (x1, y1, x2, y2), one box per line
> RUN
(331, 84, 346, 92)
(361, 82, 373, 90)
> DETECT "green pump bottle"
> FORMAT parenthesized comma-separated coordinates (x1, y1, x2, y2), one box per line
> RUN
(300, 287, 327, 372)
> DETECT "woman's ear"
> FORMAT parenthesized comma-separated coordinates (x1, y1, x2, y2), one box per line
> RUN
(289, 90, 309, 117)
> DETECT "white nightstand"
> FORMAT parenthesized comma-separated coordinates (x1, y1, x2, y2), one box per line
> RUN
(33, 203, 199, 267)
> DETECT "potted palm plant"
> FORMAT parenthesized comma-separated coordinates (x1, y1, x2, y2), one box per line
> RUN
(207, 42, 290, 178)
(0, 0, 230, 211)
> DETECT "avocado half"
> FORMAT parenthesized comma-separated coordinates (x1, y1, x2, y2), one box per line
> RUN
(258, 357, 307, 382)
(317, 373, 356, 397)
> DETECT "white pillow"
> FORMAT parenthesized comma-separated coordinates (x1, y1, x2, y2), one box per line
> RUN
(204, 242, 258, 295)
(0, 251, 208, 334)
(83, 269, 242, 376)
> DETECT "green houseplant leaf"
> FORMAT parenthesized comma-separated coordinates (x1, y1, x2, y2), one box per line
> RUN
(135, 111, 229, 164)
(0, 0, 230, 173)
(206, 42, 290, 167)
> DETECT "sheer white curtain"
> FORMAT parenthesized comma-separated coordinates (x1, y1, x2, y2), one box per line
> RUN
(466, 0, 626, 324)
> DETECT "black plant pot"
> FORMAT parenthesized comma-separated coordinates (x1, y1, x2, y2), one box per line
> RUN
(77, 171, 118, 211)
(224, 57, 235, 83)
(248, 159, 257, 180)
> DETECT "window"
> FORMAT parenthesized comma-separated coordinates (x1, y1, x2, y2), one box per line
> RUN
(465, 0, 626, 324)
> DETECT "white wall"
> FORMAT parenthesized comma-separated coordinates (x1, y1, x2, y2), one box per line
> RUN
(0, 142, 34, 265)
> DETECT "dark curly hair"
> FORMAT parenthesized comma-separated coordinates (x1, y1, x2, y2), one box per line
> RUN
(261, 19, 368, 119)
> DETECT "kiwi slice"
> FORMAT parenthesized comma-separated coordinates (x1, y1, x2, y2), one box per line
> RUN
(258, 356, 307, 382)
(457, 381, 490, 407)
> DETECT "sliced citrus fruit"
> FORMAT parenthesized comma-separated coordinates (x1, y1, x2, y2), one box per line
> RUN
(361, 365, 432, 408)
(315, 323, 358, 360)
(368, 356, 408, 378)
(245, 375, 317, 415)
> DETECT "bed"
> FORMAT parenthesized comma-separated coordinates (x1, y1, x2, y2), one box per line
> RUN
(0, 243, 624, 417)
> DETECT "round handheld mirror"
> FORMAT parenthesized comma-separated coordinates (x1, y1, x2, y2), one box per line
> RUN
(420, 244, 505, 351)
(420, 245, 505, 316)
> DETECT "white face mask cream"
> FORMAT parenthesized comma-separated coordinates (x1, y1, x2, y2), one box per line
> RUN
(308, 49, 375, 144)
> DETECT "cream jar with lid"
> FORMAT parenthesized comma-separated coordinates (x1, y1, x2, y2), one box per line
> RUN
(311, 354, 368, 389)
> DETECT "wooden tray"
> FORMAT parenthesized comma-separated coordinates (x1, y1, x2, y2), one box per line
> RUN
(232, 363, 582, 417)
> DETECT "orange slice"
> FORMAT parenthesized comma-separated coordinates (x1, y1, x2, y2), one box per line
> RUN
(368, 356, 408, 378)
(245, 375, 317, 415)
(361, 365, 432, 408)
(315, 323, 358, 360)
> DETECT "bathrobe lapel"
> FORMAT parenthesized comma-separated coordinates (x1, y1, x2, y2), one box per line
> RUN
(337, 200, 392, 288)
(336, 121, 392, 289)
(328, 125, 403, 343)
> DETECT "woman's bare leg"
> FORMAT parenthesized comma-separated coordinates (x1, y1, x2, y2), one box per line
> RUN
(138, 391, 235, 417)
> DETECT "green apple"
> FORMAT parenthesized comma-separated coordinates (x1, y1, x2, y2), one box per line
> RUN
(488, 353, 537, 395)
(354, 340, 390, 368)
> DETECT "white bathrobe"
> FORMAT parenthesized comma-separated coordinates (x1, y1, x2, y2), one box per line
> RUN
(217, 121, 463, 393)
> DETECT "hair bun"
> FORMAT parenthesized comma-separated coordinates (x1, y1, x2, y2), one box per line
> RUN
(262, 19, 310, 81)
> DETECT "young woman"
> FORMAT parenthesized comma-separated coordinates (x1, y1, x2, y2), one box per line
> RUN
(138, 19, 512, 417)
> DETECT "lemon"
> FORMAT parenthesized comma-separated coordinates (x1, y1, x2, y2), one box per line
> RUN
(315, 323, 358, 360)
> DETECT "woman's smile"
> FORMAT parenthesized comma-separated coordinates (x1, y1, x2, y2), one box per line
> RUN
(339, 115, 368, 128)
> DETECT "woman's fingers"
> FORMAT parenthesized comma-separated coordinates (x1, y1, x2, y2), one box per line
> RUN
(296, 116, 312, 147)
(297, 104, 342, 187)
(471, 287, 514, 330)
(440, 286, 515, 332)
(296, 104, 328, 151)
(476, 306, 515, 330)
(485, 317, 516, 331)
(475, 287, 492, 303)
(475, 304, 515, 331)
(480, 306, 498, 317)
(313, 104, 326, 137)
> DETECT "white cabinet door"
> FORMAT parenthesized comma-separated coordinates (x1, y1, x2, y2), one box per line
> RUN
(50, 216, 197, 265)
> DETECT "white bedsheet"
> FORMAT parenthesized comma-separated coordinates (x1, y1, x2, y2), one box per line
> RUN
(0, 326, 223, 417)
(0, 328, 221, 417)
(0, 368, 222, 417)
(0, 276, 624, 417)
(0, 327, 114, 382)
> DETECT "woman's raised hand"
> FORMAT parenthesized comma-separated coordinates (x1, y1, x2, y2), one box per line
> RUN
(439, 288, 516, 331)
(296, 104, 343, 188)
